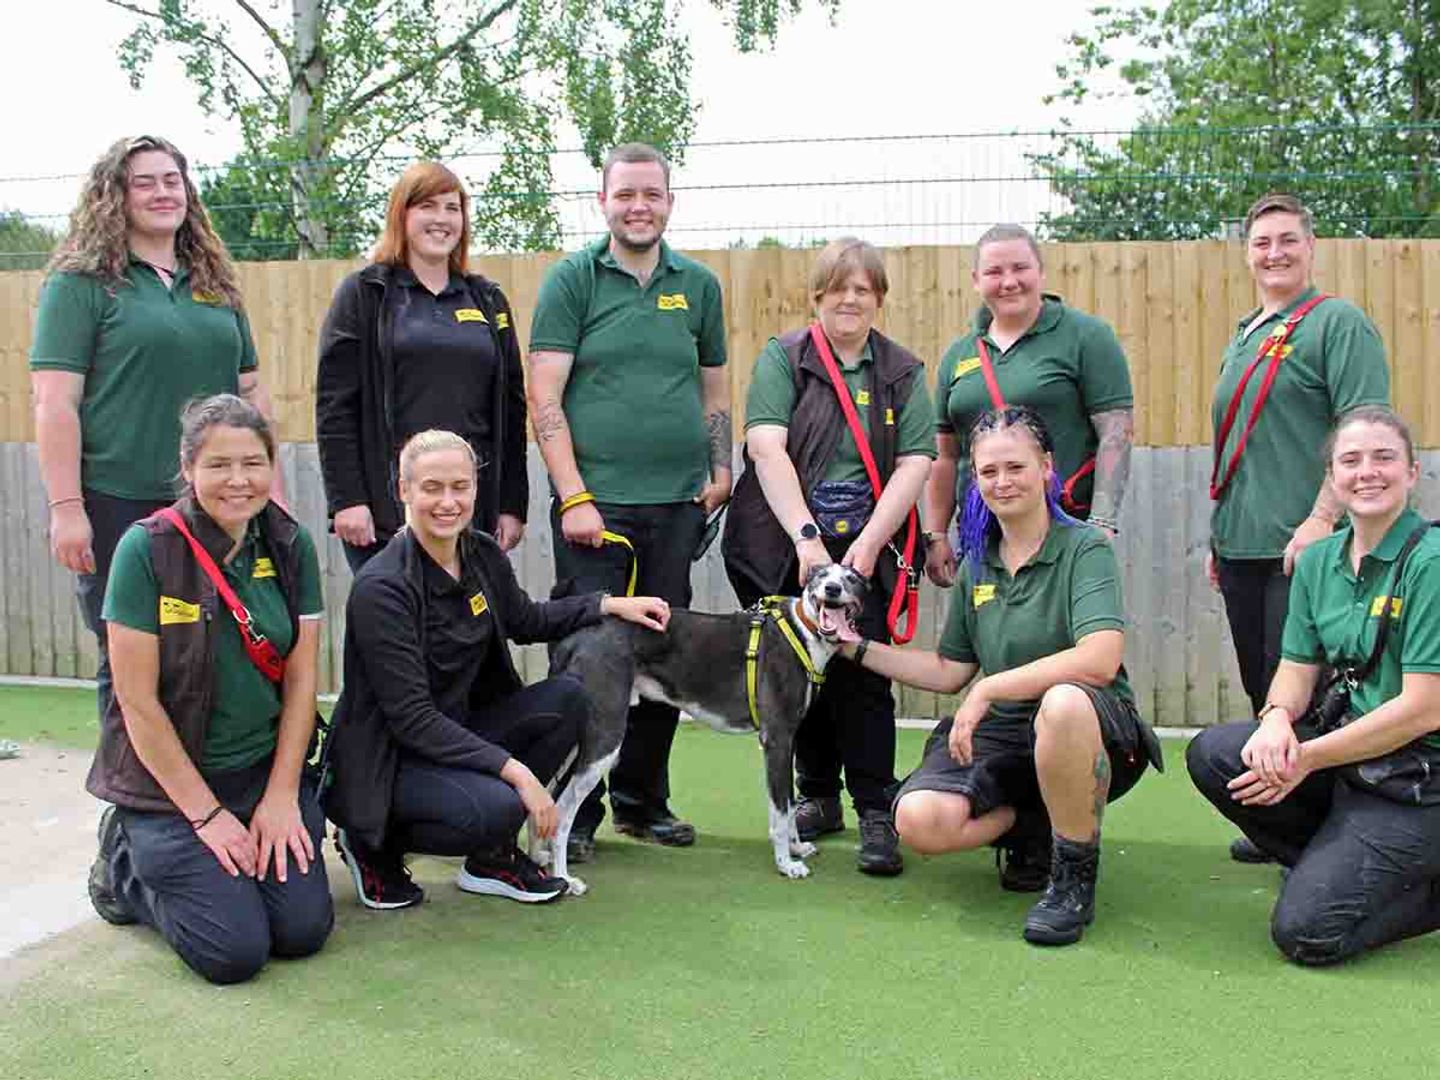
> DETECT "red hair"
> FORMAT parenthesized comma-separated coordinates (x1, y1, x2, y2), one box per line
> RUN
(372, 161, 470, 273)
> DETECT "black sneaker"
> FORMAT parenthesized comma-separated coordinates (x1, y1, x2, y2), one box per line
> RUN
(612, 807, 696, 847)
(335, 828, 424, 910)
(1229, 836, 1276, 864)
(856, 808, 904, 876)
(1023, 836, 1100, 947)
(795, 796, 844, 842)
(996, 832, 1051, 893)
(457, 846, 568, 903)
(88, 805, 137, 926)
(567, 822, 597, 865)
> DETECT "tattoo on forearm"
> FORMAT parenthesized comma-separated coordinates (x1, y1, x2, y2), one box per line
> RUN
(533, 399, 569, 444)
(1091, 750, 1111, 841)
(1088, 408, 1134, 524)
(705, 409, 733, 470)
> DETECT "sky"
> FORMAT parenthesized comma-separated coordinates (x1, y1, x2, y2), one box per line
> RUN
(1, 0, 1144, 247)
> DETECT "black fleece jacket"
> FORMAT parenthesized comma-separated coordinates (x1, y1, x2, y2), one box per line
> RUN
(315, 262, 528, 537)
(322, 528, 604, 850)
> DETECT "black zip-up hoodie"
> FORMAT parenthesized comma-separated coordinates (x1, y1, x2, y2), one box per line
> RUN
(322, 528, 604, 850)
(315, 263, 528, 538)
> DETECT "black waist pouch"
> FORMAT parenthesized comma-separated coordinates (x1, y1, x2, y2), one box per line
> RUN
(810, 479, 874, 541)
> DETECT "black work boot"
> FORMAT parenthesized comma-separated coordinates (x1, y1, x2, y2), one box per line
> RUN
(88, 805, 137, 926)
(856, 808, 904, 876)
(795, 796, 844, 842)
(1023, 835, 1100, 946)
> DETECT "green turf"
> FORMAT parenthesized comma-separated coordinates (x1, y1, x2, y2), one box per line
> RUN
(0, 684, 104, 748)
(3, 690, 1439, 1080)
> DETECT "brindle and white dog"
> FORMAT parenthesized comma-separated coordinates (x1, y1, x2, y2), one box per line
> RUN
(542, 564, 869, 894)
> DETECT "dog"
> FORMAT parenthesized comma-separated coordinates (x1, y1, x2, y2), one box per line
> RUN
(542, 564, 870, 894)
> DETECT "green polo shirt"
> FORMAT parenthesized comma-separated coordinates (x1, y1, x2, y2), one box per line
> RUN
(939, 520, 1133, 726)
(935, 296, 1131, 510)
(529, 237, 727, 504)
(744, 336, 936, 483)
(1283, 509, 1440, 746)
(29, 260, 259, 501)
(1210, 287, 1389, 559)
(103, 517, 324, 772)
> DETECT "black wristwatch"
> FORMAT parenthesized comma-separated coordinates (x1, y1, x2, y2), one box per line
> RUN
(795, 522, 820, 543)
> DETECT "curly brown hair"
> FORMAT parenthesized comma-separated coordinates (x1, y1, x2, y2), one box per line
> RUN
(47, 135, 243, 309)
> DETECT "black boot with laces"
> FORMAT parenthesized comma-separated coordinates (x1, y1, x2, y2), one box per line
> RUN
(1022, 835, 1099, 946)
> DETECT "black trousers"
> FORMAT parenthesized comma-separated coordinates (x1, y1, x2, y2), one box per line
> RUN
(1216, 557, 1291, 716)
(550, 499, 707, 831)
(387, 677, 587, 855)
(1187, 722, 1440, 966)
(76, 491, 171, 723)
(111, 761, 333, 985)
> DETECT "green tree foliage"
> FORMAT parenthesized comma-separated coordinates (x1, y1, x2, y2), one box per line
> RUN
(1035, 0, 1440, 239)
(109, 0, 836, 257)
(0, 210, 60, 271)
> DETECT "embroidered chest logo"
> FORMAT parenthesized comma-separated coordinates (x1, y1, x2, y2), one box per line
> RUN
(455, 308, 487, 324)
(470, 592, 489, 617)
(952, 357, 982, 382)
(159, 596, 201, 625)
(657, 293, 689, 311)
(191, 290, 222, 305)
(1370, 596, 1403, 618)
(855, 389, 871, 406)
(884, 407, 895, 425)
(252, 557, 276, 579)
(972, 583, 997, 609)
(495, 312, 511, 330)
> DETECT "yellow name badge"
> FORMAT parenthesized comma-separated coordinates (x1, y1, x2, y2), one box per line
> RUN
(1370, 596, 1403, 618)
(495, 312, 510, 330)
(855, 390, 871, 406)
(159, 596, 201, 625)
(191, 290, 222, 305)
(252, 557, 276, 579)
(952, 357, 982, 382)
(470, 592, 489, 617)
(455, 308, 488, 323)
(884, 407, 895, 425)
(972, 583, 997, 609)
(657, 293, 689, 311)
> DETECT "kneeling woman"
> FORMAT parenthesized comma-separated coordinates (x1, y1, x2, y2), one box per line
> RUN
(1188, 405, 1440, 966)
(324, 430, 668, 908)
(844, 407, 1161, 945)
(86, 395, 332, 984)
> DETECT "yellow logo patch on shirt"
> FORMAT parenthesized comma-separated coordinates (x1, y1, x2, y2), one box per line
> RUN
(657, 293, 689, 311)
(159, 596, 201, 625)
(855, 390, 871, 406)
(884, 407, 895, 425)
(470, 592, 489, 617)
(191, 290, 222, 305)
(1370, 596, 1403, 618)
(455, 308, 488, 324)
(972, 583, 997, 609)
(952, 357, 982, 382)
(252, 557, 276, 579)
(495, 312, 510, 330)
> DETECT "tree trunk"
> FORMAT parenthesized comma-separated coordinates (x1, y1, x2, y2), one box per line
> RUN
(289, 0, 328, 259)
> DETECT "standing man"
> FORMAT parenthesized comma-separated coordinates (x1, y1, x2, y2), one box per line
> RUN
(527, 143, 731, 861)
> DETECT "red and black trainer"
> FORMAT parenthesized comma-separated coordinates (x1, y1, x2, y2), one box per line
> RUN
(335, 828, 424, 911)
(456, 845, 568, 903)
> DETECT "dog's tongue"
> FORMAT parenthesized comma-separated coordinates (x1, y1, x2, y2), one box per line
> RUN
(819, 605, 863, 644)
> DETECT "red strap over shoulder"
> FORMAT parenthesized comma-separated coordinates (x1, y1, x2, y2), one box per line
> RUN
(157, 507, 286, 684)
(975, 338, 1007, 411)
(806, 324, 920, 644)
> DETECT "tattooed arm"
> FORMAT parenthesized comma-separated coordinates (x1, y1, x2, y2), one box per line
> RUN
(1087, 407, 1134, 536)
(697, 366, 733, 513)
(526, 349, 603, 547)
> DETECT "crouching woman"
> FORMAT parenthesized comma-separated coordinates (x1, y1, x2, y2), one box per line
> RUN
(1188, 405, 1440, 966)
(323, 430, 668, 909)
(840, 407, 1161, 945)
(85, 394, 332, 984)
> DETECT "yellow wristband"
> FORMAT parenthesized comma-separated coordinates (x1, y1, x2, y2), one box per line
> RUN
(559, 491, 596, 515)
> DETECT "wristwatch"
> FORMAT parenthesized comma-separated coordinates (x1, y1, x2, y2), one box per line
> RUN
(795, 522, 819, 543)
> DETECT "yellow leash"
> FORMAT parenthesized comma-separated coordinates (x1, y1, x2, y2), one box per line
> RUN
(599, 530, 638, 597)
(745, 596, 825, 728)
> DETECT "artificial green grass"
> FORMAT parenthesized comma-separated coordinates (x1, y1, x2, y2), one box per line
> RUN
(3, 690, 1439, 1080)
(0, 684, 104, 748)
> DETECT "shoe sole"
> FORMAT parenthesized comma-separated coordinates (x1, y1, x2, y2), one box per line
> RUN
(857, 859, 904, 877)
(89, 806, 137, 926)
(613, 821, 696, 847)
(456, 868, 567, 903)
(796, 821, 845, 843)
(1230, 839, 1276, 864)
(335, 830, 423, 911)
(1023, 912, 1095, 946)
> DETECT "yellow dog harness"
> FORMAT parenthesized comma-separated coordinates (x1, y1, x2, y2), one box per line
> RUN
(745, 596, 826, 728)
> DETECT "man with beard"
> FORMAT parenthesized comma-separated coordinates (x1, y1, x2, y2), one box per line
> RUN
(527, 143, 731, 862)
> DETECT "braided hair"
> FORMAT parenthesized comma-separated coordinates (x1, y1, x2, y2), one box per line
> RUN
(956, 406, 1078, 575)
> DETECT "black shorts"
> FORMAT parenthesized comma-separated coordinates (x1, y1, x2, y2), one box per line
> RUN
(894, 684, 1160, 818)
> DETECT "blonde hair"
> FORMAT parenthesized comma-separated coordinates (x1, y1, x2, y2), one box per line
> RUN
(398, 429, 476, 483)
(48, 135, 243, 309)
(809, 237, 888, 306)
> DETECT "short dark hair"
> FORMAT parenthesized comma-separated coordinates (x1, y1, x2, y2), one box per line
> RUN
(602, 143, 671, 192)
(177, 393, 276, 492)
(1243, 193, 1314, 238)
(1324, 404, 1416, 470)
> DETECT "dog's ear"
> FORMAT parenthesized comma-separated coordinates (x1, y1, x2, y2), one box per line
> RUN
(803, 564, 826, 588)
(846, 566, 871, 594)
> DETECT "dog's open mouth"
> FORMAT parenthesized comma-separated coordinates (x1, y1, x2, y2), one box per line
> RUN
(817, 601, 862, 644)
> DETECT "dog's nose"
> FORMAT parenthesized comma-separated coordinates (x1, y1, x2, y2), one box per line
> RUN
(824, 583, 841, 599)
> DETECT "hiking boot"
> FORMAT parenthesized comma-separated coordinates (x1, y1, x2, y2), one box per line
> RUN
(88, 805, 137, 926)
(457, 846, 568, 903)
(567, 822, 597, 864)
(856, 808, 904, 876)
(1023, 836, 1100, 947)
(1229, 836, 1276, 864)
(795, 796, 844, 842)
(612, 806, 696, 847)
(996, 830, 1051, 893)
(335, 828, 424, 911)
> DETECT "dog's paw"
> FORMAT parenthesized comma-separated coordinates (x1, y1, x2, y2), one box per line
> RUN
(789, 840, 817, 858)
(565, 875, 589, 897)
(775, 858, 811, 880)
